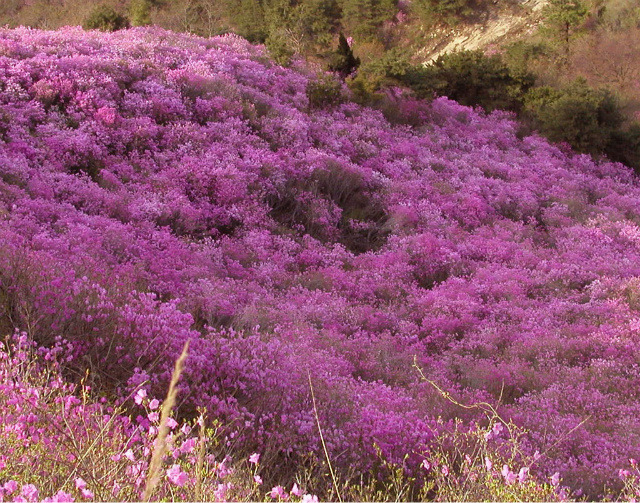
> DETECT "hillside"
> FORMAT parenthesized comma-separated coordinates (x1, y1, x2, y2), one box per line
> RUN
(1, 27, 640, 499)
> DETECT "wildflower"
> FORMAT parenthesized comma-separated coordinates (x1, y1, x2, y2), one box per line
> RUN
(501, 465, 516, 485)
(134, 389, 147, 405)
(302, 495, 319, 503)
(124, 449, 135, 462)
(180, 437, 197, 454)
(631, 458, 638, 467)
(249, 452, 260, 464)
(421, 459, 431, 470)
(441, 465, 449, 477)
(518, 467, 529, 483)
(180, 424, 192, 436)
(75, 478, 93, 499)
(270, 485, 288, 500)
(167, 464, 189, 487)
(3, 481, 18, 494)
(214, 482, 232, 501)
(45, 490, 75, 502)
(550, 472, 560, 487)
(20, 484, 38, 502)
(254, 475, 263, 485)
(619, 469, 631, 479)
(149, 398, 160, 410)
(291, 483, 303, 497)
(166, 417, 178, 429)
(148, 411, 159, 422)
(484, 457, 493, 471)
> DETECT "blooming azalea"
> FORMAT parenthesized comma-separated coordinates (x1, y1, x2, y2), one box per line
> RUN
(167, 464, 189, 487)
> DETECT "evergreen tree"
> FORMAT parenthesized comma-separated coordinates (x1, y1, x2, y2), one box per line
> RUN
(328, 33, 360, 78)
(542, 0, 588, 49)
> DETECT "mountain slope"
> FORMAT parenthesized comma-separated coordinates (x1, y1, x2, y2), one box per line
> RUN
(0, 26, 639, 496)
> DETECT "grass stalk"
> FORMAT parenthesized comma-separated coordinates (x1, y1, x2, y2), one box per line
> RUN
(142, 340, 190, 502)
(308, 371, 342, 503)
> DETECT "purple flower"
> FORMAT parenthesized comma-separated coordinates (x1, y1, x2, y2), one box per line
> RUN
(167, 464, 189, 487)
(134, 389, 147, 405)
(270, 486, 288, 500)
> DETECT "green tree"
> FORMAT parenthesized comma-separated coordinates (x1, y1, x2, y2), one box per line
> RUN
(328, 33, 360, 78)
(226, 0, 268, 43)
(129, 0, 152, 27)
(541, 0, 588, 49)
(412, 0, 478, 25)
(403, 50, 534, 112)
(264, 0, 341, 65)
(339, 0, 396, 41)
(523, 79, 623, 154)
(83, 5, 130, 32)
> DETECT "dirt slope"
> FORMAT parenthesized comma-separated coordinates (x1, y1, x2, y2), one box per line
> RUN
(416, 0, 548, 62)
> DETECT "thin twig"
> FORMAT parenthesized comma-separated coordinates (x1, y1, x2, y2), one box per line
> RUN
(308, 371, 342, 503)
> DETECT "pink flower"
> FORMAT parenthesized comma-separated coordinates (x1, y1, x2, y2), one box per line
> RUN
(167, 464, 188, 487)
(95, 106, 116, 125)
(249, 452, 260, 464)
(213, 482, 232, 501)
(254, 475, 263, 485)
(302, 495, 319, 503)
(502, 465, 516, 485)
(134, 389, 147, 405)
(421, 459, 431, 470)
(45, 490, 75, 502)
(20, 484, 38, 502)
(270, 485, 288, 500)
(166, 417, 178, 429)
(484, 457, 493, 471)
(441, 465, 449, 477)
(619, 469, 631, 479)
(550, 472, 560, 487)
(148, 411, 159, 422)
(124, 449, 135, 462)
(75, 478, 93, 499)
(3, 481, 18, 494)
(149, 398, 160, 410)
(291, 483, 303, 497)
(518, 467, 529, 484)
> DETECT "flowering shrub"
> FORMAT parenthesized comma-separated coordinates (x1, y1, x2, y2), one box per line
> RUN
(0, 26, 639, 499)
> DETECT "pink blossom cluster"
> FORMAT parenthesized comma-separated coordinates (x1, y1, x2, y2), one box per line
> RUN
(0, 26, 639, 497)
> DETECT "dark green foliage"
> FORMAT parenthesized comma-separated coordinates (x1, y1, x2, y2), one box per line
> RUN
(264, 0, 341, 65)
(541, 0, 588, 47)
(328, 33, 360, 78)
(606, 124, 640, 172)
(226, 0, 268, 43)
(504, 41, 547, 76)
(83, 5, 130, 32)
(403, 50, 534, 113)
(338, 0, 397, 40)
(523, 79, 623, 155)
(412, 0, 481, 25)
(129, 0, 152, 27)
(306, 73, 344, 109)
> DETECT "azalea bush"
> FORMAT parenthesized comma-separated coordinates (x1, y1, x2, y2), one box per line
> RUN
(0, 331, 563, 501)
(0, 26, 639, 499)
